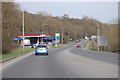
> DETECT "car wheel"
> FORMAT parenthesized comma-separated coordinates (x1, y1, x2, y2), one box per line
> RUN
(46, 53, 48, 55)
(35, 53, 38, 55)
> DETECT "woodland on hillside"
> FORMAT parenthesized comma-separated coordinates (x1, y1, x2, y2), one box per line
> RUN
(2, 2, 118, 54)
(0, 1, 2, 54)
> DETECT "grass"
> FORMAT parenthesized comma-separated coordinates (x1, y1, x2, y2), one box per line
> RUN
(52, 38, 85, 48)
(83, 40, 89, 48)
(66, 41, 73, 44)
(89, 41, 98, 51)
(83, 44, 86, 48)
(66, 39, 81, 44)
(1, 48, 35, 62)
(82, 40, 97, 51)
(90, 47, 97, 51)
(52, 41, 74, 48)
(52, 44, 65, 48)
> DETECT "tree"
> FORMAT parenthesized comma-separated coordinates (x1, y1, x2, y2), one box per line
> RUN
(2, 2, 118, 53)
(2, 2, 22, 54)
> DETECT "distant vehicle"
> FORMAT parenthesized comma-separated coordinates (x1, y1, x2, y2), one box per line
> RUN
(31, 41, 45, 48)
(47, 42, 52, 45)
(78, 40, 81, 42)
(31, 44, 37, 48)
(91, 35, 97, 40)
(35, 44, 48, 55)
(39, 42, 47, 45)
(24, 39, 30, 46)
(76, 41, 79, 43)
(112, 49, 120, 53)
(76, 40, 81, 43)
(76, 44, 81, 48)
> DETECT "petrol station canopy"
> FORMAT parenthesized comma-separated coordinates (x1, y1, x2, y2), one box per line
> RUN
(18, 32, 50, 37)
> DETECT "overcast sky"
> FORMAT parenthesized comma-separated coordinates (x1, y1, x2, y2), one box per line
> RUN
(16, 2, 118, 23)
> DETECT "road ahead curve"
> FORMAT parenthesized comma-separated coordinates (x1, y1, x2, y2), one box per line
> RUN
(2, 42, 118, 78)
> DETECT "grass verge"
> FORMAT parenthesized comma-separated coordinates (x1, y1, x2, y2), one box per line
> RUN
(83, 40, 89, 48)
(52, 44, 65, 48)
(89, 41, 98, 51)
(52, 39, 84, 48)
(66, 41, 74, 44)
(1, 48, 35, 62)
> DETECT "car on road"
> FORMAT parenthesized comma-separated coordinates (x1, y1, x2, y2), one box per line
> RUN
(76, 40, 79, 43)
(31, 44, 37, 48)
(32, 42, 47, 48)
(76, 40, 81, 43)
(35, 44, 48, 55)
(76, 44, 81, 48)
(112, 49, 120, 53)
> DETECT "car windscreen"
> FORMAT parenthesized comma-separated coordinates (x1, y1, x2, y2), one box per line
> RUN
(37, 45, 47, 48)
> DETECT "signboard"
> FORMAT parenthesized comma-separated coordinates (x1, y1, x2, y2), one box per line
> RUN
(55, 33, 60, 43)
(40, 34, 46, 37)
(98, 36, 108, 46)
(85, 36, 89, 40)
(91, 35, 97, 39)
(70, 38, 73, 41)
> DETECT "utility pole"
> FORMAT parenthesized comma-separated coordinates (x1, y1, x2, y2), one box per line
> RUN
(61, 27, 64, 44)
(42, 24, 44, 43)
(22, 10, 25, 52)
(81, 32, 82, 39)
(75, 32, 77, 40)
(62, 32, 64, 44)
(97, 22, 100, 51)
(68, 32, 69, 42)
(55, 33, 57, 47)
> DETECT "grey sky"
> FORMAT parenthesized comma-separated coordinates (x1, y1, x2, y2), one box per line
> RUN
(17, 2, 118, 23)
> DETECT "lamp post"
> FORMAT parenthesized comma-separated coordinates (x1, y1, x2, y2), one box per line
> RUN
(61, 27, 64, 44)
(97, 22, 100, 51)
(41, 24, 48, 43)
(22, 10, 25, 52)
(68, 32, 69, 42)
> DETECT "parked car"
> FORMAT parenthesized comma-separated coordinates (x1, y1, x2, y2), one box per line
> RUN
(76, 44, 81, 48)
(31, 44, 38, 48)
(35, 44, 48, 55)
(24, 39, 31, 46)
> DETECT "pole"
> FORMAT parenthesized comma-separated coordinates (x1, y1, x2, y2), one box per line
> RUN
(97, 22, 100, 51)
(75, 32, 77, 40)
(81, 32, 82, 39)
(55, 33, 57, 47)
(61, 27, 64, 44)
(42, 24, 44, 43)
(62, 32, 63, 44)
(41, 24, 48, 44)
(68, 32, 69, 42)
(23, 11, 25, 52)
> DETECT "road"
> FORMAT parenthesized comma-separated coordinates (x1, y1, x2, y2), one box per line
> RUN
(2, 41, 118, 78)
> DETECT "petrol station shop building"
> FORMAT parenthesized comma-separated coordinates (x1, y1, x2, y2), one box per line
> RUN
(17, 32, 54, 46)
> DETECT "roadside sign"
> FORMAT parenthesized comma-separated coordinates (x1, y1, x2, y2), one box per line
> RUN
(98, 36, 108, 46)
(40, 34, 46, 37)
(55, 33, 60, 43)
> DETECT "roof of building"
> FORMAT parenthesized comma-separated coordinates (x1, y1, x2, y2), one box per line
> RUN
(18, 32, 50, 37)
(18, 32, 45, 35)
